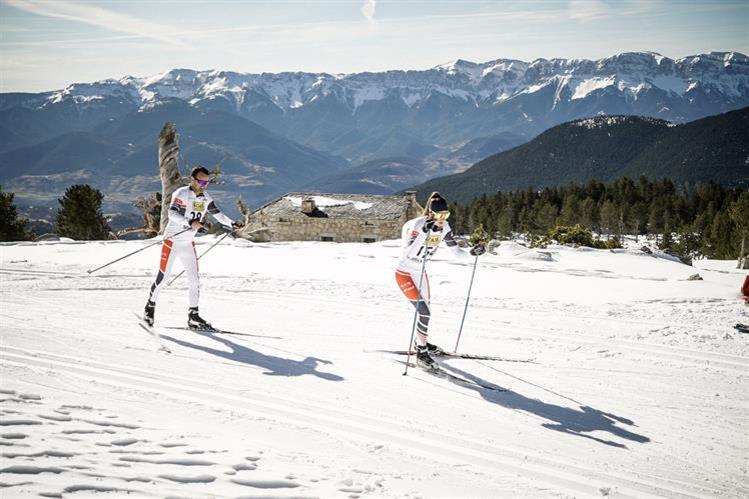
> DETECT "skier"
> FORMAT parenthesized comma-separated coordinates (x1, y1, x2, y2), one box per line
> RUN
(143, 166, 242, 329)
(395, 192, 485, 368)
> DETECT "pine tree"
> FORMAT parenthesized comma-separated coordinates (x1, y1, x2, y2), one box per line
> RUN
(55, 184, 112, 240)
(647, 203, 664, 243)
(0, 186, 34, 242)
(729, 192, 749, 268)
(600, 200, 618, 238)
(704, 211, 736, 259)
(579, 197, 598, 231)
(557, 195, 581, 226)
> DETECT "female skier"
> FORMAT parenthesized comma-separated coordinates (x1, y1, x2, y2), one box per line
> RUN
(395, 192, 485, 368)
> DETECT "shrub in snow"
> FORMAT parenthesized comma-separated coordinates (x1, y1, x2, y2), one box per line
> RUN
(532, 224, 621, 250)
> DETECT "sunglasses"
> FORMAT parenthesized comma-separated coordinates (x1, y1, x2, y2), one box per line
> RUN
(194, 178, 210, 187)
(431, 210, 450, 221)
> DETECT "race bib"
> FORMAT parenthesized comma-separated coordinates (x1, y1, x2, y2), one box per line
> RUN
(426, 234, 441, 247)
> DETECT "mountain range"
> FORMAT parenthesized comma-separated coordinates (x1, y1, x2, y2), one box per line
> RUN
(408, 106, 749, 204)
(1, 51, 747, 211)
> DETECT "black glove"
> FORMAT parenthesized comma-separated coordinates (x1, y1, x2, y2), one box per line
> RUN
(470, 242, 486, 256)
(231, 221, 244, 230)
(423, 219, 443, 233)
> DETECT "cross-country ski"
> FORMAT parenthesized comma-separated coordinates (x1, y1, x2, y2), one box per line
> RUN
(370, 349, 536, 363)
(132, 312, 172, 353)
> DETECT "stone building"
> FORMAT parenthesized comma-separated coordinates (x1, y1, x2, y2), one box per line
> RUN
(246, 191, 423, 243)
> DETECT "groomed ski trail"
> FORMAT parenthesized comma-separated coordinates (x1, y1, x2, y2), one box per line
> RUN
(2, 345, 739, 499)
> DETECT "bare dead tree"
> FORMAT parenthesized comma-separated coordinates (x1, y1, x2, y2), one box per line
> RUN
(159, 123, 186, 233)
(208, 153, 229, 185)
(233, 196, 271, 242)
(115, 193, 161, 238)
(236, 197, 251, 225)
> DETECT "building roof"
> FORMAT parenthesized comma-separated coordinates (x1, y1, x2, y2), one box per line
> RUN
(254, 192, 416, 220)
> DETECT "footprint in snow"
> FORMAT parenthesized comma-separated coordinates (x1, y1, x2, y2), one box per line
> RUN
(18, 394, 42, 401)
(230, 478, 300, 488)
(159, 442, 188, 448)
(2, 450, 74, 458)
(0, 419, 42, 426)
(232, 462, 258, 471)
(38, 413, 72, 422)
(159, 473, 216, 483)
(1, 433, 27, 439)
(0, 465, 65, 474)
(110, 437, 139, 446)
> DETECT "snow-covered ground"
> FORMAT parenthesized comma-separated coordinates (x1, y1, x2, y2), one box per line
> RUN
(1, 237, 747, 498)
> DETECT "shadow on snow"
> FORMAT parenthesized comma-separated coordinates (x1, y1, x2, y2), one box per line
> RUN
(161, 332, 344, 382)
(438, 361, 650, 449)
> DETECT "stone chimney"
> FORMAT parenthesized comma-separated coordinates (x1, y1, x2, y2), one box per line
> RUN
(301, 197, 316, 214)
(404, 191, 417, 207)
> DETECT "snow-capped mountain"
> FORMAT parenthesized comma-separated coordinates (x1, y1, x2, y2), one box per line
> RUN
(11, 51, 745, 114)
(5, 50, 748, 164)
(1, 51, 747, 210)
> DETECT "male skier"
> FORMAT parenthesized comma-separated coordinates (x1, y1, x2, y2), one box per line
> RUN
(143, 166, 242, 329)
(395, 192, 485, 368)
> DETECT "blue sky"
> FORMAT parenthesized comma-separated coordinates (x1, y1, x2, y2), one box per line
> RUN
(1, 0, 747, 92)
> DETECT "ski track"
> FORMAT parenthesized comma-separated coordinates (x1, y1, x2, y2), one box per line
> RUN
(2, 345, 737, 499)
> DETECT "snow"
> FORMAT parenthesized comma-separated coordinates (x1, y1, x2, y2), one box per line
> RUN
(572, 115, 632, 129)
(284, 195, 373, 210)
(650, 75, 689, 94)
(571, 76, 616, 100)
(1, 238, 747, 497)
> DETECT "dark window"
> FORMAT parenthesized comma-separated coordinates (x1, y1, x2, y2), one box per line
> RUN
(321, 235, 335, 242)
(363, 237, 376, 243)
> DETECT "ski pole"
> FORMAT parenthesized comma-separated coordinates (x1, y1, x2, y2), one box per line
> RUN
(453, 252, 479, 354)
(86, 227, 191, 274)
(403, 245, 430, 376)
(167, 230, 233, 286)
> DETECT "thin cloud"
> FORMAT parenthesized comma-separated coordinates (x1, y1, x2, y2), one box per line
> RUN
(361, 0, 376, 22)
(3, 0, 191, 48)
(568, 0, 610, 22)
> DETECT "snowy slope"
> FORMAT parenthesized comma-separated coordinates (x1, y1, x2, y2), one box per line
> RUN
(1, 238, 747, 498)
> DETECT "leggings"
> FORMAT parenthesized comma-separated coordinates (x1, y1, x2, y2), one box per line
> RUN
(395, 268, 431, 346)
(148, 239, 200, 308)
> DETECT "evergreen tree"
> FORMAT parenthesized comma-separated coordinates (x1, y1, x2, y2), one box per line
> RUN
(600, 200, 618, 238)
(704, 211, 736, 259)
(0, 186, 34, 242)
(55, 184, 112, 240)
(534, 200, 558, 232)
(579, 197, 598, 231)
(631, 201, 650, 237)
(496, 210, 513, 239)
(557, 195, 581, 226)
(447, 177, 743, 260)
(647, 203, 664, 242)
(728, 192, 749, 267)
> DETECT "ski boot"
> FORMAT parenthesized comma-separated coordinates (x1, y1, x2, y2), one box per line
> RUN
(187, 307, 214, 331)
(414, 342, 444, 356)
(425, 342, 444, 356)
(143, 300, 156, 327)
(415, 345, 437, 370)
